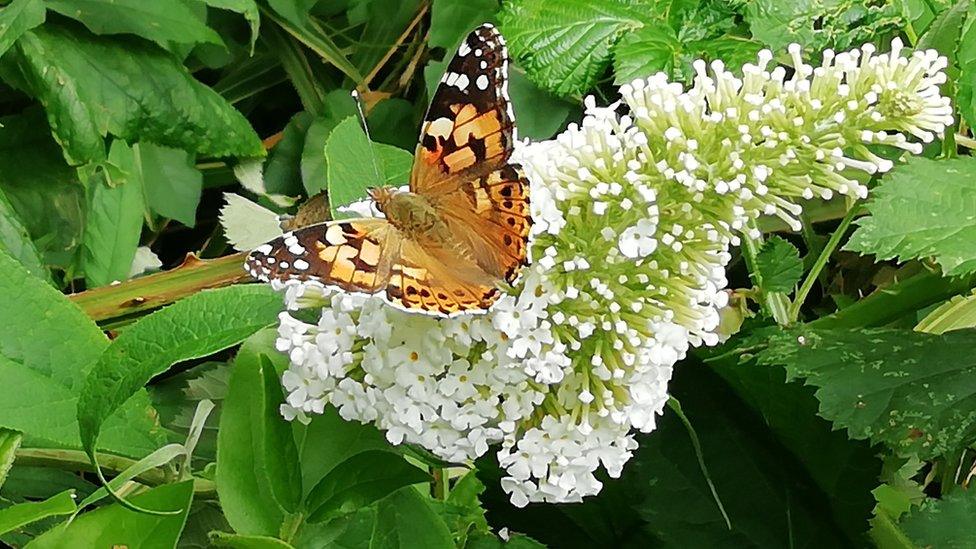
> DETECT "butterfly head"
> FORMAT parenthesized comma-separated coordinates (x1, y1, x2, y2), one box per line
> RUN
(367, 186, 399, 215)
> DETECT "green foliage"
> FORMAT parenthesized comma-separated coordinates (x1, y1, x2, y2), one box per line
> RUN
(2, 1, 976, 546)
(43, 0, 223, 48)
(499, 0, 645, 96)
(0, 490, 76, 537)
(325, 116, 413, 213)
(0, 429, 22, 490)
(217, 349, 302, 536)
(758, 327, 976, 459)
(0, 0, 44, 58)
(77, 285, 282, 467)
(755, 235, 803, 293)
(847, 157, 976, 277)
(744, 0, 905, 53)
(900, 488, 976, 548)
(27, 481, 193, 548)
(1, 23, 263, 164)
(0, 250, 162, 457)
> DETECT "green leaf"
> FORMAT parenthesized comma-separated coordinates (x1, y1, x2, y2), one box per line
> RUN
(745, 0, 906, 53)
(499, 0, 645, 96)
(348, 0, 422, 75)
(324, 117, 413, 213)
(758, 327, 976, 459)
(955, 1, 976, 127)
(44, 0, 223, 48)
(0, 186, 48, 282)
(0, 0, 44, 59)
(846, 157, 976, 277)
(76, 443, 186, 511)
(262, 2, 364, 83)
(915, 289, 976, 334)
(292, 405, 391, 500)
(210, 532, 296, 548)
(0, 490, 76, 537)
(137, 143, 203, 227)
(428, 471, 491, 546)
(80, 141, 145, 288)
(26, 481, 193, 548)
(0, 250, 162, 458)
(611, 23, 678, 84)
(198, 0, 261, 50)
(0, 110, 86, 270)
(306, 450, 430, 523)
(371, 487, 454, 549)
(429, 0, 498, 51)
(1, 23, 263, 165)
(217, 341, 302, 536)
(76, 285, 282, 464)
(300, 92, 358, 195)
(220, 193, 283, 252)
(900, 490, 976, 548)
(755, 235, 803, 293)
(508, 70, 575, 141)
(0, 429, 22, 490)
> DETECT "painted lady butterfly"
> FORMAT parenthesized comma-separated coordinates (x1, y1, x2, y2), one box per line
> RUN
(245, 24, 530, 317)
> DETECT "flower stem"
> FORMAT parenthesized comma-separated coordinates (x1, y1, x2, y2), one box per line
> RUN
(787, 201, 860, 323)
(432, 467, 449, 500)
(69, 252, 249, 325)
(667, 397, 731, 530)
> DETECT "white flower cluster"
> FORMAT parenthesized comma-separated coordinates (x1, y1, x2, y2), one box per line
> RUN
(272, 40, 949, 506)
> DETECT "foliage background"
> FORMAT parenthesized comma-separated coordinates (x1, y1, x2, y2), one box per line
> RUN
(0, 0, 975, 547)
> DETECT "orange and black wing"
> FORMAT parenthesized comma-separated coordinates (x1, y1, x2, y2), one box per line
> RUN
(245, 218, 400, 293)
(411, 23, 517, 193)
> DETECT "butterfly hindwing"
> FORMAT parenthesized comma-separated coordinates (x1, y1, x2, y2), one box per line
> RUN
(412, 24, 516, 189)
(245, 219, 399, 293)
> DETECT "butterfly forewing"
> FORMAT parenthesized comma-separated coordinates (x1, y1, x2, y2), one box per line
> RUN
(412, 24, 518, 190)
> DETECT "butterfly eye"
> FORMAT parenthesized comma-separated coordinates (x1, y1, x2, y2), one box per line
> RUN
(371, 201, 385, 216)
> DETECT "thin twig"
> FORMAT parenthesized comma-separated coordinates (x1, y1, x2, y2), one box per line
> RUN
(362, 1, 430, 88)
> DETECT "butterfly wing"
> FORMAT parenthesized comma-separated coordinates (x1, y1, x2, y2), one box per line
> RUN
(411, 24, 530, 283)
(245, 218, 401, 293)
(411, 23, 517, 194)
(385, 237, 503, 316)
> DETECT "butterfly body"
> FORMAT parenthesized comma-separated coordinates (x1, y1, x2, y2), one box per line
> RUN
(247, 24, 529, 317)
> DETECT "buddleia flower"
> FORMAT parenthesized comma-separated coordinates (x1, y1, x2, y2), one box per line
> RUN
(272, 40, 949, 506)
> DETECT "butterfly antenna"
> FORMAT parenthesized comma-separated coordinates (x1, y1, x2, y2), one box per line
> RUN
(351, 90, 384, 185)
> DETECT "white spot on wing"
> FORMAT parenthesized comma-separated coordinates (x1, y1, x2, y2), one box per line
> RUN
(255, 244, 273, 255)
(458, 41, 471, 56)
(454, 73, 469, 91)
(476, 74, 489, 90)
(293, 259, 310, 271)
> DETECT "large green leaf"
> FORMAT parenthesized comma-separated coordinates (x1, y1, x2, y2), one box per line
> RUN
(847, 157, 976, 277)
(0, 490, 76, 538)
(1, 23, 263, 165)
(499, 0, 645, 96)
(915, 289, 976, 334)
(0, 251, 162, 458)
(900, 490, 976, 548)
(44, 0, 222, 48)
(26, 481, 193, 548)
(0, 111, 85, 270)
(210, 532, 296, 548)
(76, 285, 282, 464)
(266, 112, 313, 196)
(217, 340, 301, 536)
(305, 450, 430, 523)
(80, 142, 145, 288)
(758, 327, 976, 459)
(0, 0, 44, 58)
(324, 117, 413, 213)
(370, 487, 454, 549)
(137, 143, 204, 227)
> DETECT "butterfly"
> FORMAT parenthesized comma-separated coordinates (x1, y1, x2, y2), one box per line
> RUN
(245, 24, 530, 317)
